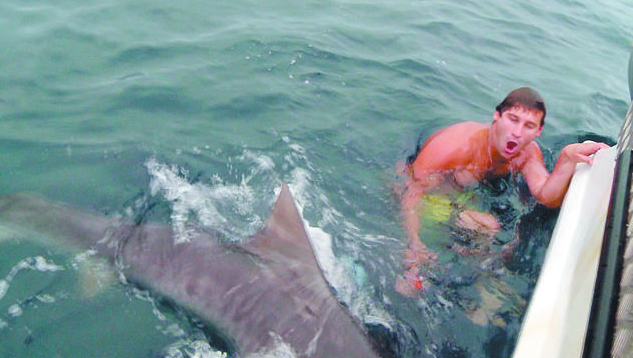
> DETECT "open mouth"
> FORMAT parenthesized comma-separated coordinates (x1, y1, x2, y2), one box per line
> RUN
(505, 141, 518, 153)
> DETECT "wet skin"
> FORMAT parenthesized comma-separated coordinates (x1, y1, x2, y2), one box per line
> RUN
(396, 105, 609, 296)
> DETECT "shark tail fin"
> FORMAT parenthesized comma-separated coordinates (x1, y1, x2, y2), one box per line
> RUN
(0, 193, 112, 249)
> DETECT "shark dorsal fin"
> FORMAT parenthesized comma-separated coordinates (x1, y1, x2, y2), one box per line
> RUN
(246, 183, 316, 263)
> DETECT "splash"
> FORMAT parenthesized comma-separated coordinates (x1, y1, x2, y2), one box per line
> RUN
(248, 332, 298, 358)
(0, 256, 63, 301)
(163, 338, 228, 358)
(145, 157, 261, 243)
(144, 142, 392, 340)
(161, 333, 299, 358)
(0, 256, 64, 327)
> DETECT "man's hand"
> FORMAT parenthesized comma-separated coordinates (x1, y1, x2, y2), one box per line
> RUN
(562, 141, 610, 166)
(525, 141, 610, 208)
(396, 239, 438, 297)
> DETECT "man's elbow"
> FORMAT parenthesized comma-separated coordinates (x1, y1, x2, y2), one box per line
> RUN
(536, 195, 563, 209)
(542, 200, 562, 209)
(532, 187, 565, 208)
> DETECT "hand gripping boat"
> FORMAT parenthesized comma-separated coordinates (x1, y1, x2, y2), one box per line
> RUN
(513, 44, 633, 358)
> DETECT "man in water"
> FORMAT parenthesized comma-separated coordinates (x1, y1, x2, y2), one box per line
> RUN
(396, 87, 609, 296)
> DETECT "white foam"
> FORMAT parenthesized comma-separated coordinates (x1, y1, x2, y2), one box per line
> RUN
(247, 332, 298, 358)
(305, 224, 351, 296)
(146, 158, 230, 243)
(0, 280, 8, 300)
(145, 156, 274, 243)
(280, 167, 355, 302)
(4, 256, 63, 283)
(159, 323, 187, 338)
(163, 338, 228, 358)
(32, 256, 64, 272)
(7, 304, 22, 317)
(287, 187, 395, 327)
(237, 150, 275, 172)
(0, 256, 65, 322)
(144, 142, 391, 343)
(36, 294, 56, 303)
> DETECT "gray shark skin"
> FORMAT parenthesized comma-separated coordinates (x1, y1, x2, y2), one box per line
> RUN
(0, 183, 386, 358)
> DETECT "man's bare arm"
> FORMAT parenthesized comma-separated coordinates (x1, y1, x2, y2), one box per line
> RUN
(401, 181, 425, 247)
(524, 141, 610, 207)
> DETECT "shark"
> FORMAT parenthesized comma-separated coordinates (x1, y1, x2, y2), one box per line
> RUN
(0, 183, 388, 358)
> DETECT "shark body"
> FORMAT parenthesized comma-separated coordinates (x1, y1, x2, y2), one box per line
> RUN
(0, 184, 386, 358)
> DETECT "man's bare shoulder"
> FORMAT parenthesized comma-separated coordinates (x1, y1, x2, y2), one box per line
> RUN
(412, 121, 488, 174)
(434, 121, 488, 137)
(423, 121, 488, 150)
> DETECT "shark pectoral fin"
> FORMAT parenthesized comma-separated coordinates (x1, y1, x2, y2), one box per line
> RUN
(74, 252, 119, 298)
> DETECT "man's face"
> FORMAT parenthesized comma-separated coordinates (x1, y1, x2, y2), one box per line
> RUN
(491, 105, 543, 160)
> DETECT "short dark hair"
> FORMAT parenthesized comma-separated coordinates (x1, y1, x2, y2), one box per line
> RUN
(495, 87, 546, 126)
